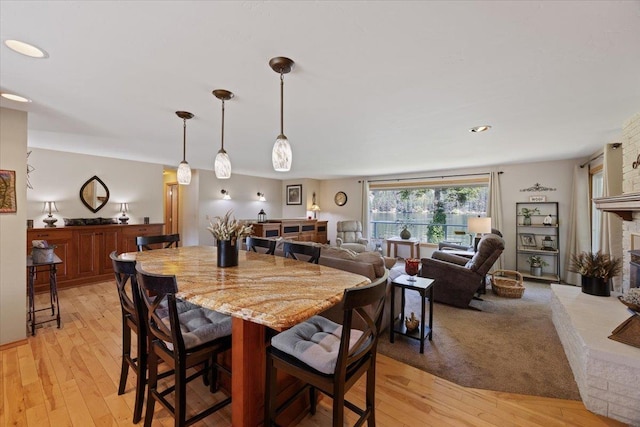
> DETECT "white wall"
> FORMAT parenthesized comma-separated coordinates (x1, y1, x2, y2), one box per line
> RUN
(26, 148, 164, 226)
(0, 107, 28, 345)
(195, 170, 283, 245)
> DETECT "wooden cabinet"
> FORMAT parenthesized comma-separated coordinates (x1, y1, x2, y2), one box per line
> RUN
(249, 219, 328, 243)
(27, 224, 164, 292)
(315, 221, 328, 244)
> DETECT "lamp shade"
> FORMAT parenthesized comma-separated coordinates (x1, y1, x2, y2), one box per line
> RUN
(272, 134, 292, 172)
(120, 203, 129, 213)
(42, 201, 58, 215)
(214, 149, 231, 179)
(177, 161, 191, 185)
(468, 217, 492, 234)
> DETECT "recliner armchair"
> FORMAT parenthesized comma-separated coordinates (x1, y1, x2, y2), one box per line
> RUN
(437, 228, 503, 252)
(421, 233, 505, 308)
(335, 220, 369, 253)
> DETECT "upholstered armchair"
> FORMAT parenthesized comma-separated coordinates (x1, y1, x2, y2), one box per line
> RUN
(335, 220, 369, 253)
(421, 233, 505, 308)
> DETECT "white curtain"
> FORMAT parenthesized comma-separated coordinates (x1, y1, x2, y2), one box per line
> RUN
(487, 171, 504, 270)
(360, 179, 370, 238)
(599, 144, 623, 291)
(564, 165, 592, 285)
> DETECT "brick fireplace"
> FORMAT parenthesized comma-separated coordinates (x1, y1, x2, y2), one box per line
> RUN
(594, 112, 640, 293)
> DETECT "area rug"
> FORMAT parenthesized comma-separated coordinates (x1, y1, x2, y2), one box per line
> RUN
(377, 280, 582, 400)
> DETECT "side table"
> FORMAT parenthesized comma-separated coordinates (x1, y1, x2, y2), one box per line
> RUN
(27, 254, 63, 336)
(385, 237, 421, 259)
(390, 274, 434, 353)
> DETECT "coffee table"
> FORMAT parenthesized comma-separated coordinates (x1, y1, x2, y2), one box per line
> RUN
(389, 274, 434, 353)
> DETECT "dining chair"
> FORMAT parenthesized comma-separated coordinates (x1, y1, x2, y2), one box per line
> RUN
(283, 241, 321, 264)
(136, 233, 180, 251)
(135, 264, 232, 427)
(246, 236, 276, 255)
(110, 251, 147, 423)
(265, 277, 387, 426)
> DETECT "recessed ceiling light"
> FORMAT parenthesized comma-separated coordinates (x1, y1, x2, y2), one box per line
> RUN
(4, 39, 48, 58)
(469, 125, 491, 133)
(1, 92, 32, 103)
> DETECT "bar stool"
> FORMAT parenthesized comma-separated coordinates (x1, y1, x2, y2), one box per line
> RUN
(246, 236, 276, 254)
(283, 241, 321, 263)
(136, 234, 180, 251)
(265, 278, 387, 426)
(136, 264, 232, 427)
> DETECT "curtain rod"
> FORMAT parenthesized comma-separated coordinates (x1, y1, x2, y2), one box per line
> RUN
(362, 171, 502, 184)
(579, 143, 621, 168)
(580, 152, 603, 168)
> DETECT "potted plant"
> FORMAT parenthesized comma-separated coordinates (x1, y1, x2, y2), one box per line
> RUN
(207, 210, 253, 267)
(397, 220, 411, 239)
(526, 255, 548, 277)
(568, 251, 622, 296)
(519, 207, 540, 226)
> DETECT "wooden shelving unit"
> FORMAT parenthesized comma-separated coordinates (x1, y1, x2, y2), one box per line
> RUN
(515, 202, 560, 282)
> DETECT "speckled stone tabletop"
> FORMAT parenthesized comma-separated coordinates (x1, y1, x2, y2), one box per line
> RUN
(122, 245, 370, 330)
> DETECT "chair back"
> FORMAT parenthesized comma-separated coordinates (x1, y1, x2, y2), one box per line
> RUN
(335, 279, 386, 377)
(466, 234, 505, 275)
(246, 236, 276, 255)
(136, 234, 180, 251)
(336, 220, 364, 244)
(110, 251, 145, 330)
(135, 265, 185, 353)
(283, 241, 321, 264)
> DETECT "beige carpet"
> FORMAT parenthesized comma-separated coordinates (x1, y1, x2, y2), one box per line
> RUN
(377, 280, 581, 400)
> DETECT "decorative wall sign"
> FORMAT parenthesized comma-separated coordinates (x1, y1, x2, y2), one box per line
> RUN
(27, 151, 35, 190)
(0, 170, 17, 213)
(520, 183, 557, 192)
(529, 195, 547, 202)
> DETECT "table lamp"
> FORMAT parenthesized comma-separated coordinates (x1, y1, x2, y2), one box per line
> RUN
(310, 192, 321, 219)
(468, 216, 491, 252)
(119, 203, 129, 224)
(42, 201, 58, 227)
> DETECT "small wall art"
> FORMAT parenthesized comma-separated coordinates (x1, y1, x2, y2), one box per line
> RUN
(286, 184, 302, 205)
(0, 170, 17, 213)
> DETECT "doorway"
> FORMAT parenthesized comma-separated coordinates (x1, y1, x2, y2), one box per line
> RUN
(165, 182, 179, 235)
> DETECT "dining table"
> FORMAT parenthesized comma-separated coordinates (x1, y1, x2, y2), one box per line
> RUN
(121, 245, 371, 427)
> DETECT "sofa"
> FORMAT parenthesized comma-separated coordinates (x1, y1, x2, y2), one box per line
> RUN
(271, 239, 400, 330)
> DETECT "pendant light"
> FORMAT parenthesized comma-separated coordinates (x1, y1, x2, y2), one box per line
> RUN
(212, 89, 234, 179)
(269, 56, 295, 172)
(176, 111, 194, 185)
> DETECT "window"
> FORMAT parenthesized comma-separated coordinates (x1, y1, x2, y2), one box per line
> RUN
(368, 179, 489, 245)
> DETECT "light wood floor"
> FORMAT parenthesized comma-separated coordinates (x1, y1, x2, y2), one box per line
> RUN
(0, 281, 626, 427)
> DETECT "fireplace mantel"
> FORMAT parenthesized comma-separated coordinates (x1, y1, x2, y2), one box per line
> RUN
(593, 192, 640, 221)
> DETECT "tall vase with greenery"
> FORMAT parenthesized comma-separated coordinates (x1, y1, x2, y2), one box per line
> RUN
(519, 207, 540, 226)
(207, 210, 253, 267)
(568, 251, 622, 296)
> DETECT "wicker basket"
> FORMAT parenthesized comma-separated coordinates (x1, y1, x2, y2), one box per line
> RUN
(490, 270, 525, 298)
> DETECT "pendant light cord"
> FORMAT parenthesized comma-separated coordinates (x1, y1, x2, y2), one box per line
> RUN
(280, 72, 284, 135)
(221, 99, 225, 150)
(182, 118, 187, 161)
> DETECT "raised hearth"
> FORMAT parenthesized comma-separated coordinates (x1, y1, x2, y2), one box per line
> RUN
(551, 284, 640, 425)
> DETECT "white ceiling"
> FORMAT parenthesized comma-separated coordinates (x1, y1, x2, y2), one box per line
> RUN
(1, 1, 639, 180)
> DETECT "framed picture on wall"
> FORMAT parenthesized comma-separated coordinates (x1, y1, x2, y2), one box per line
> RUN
(0, 170, 17, 213)
(286, 184, 302, 205)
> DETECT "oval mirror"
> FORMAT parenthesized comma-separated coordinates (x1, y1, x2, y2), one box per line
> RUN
(79, 175, 110, 213)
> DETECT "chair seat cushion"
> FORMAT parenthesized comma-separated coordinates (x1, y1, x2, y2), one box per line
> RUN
(271, 315, 362, 375)
(162, 306, 231, 350)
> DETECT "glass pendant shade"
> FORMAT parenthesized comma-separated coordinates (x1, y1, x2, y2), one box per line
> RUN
(214, 149, 231, 179)
(177, 161, 191, 185)
(272, 134, 292, 172)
